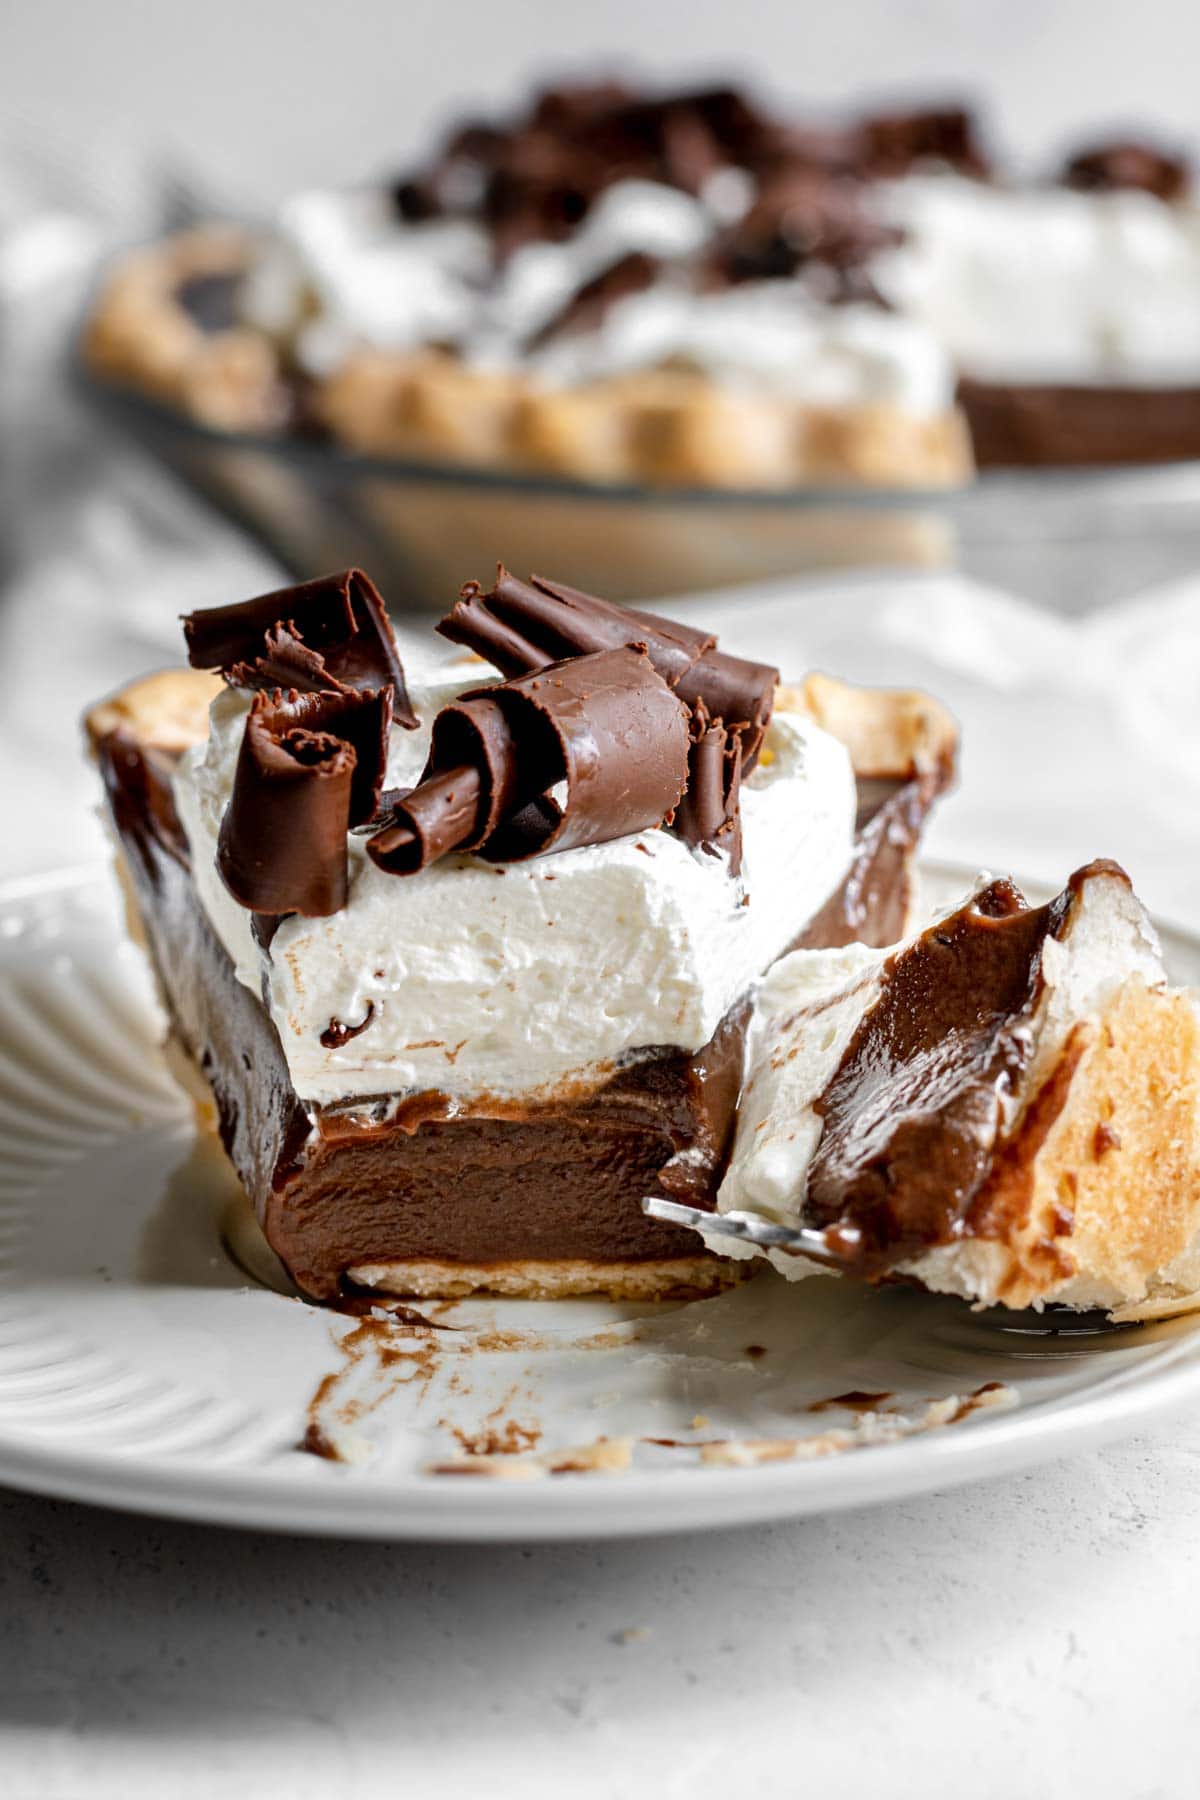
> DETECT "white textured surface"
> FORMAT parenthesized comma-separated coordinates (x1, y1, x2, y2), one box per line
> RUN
(2, 1443, 1197, 1800)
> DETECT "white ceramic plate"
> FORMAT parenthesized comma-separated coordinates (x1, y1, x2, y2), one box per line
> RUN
(2, 863, 1199, 1541)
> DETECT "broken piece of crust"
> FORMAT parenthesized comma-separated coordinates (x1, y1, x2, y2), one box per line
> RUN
(718, 861, 1200, 1314)
(84, 668, 223, 756)
(912, 965, 1200, 1310)
(779, 671, 958, 783)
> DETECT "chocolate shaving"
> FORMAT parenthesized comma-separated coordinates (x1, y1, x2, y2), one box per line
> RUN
(674, 703, 744, 874)
(388, 81, 779, 254)
(438, 568, 777, 770)
(708, 171, 901, 295)
(320, 1003, 376, 1049)
(673, 649, 774, 771)
(441, 568, 714, 684)
(858, 106, 991, 180)
(219, 696, 356, 917)
(368, 647, 690, 875)
(183, 568, 417, 725)
(1061, 139, 1190, 201)
(528, 250, 662, 348)
(370, 693, 519, 874)
(218, 687, 392, 916)
(269, 687, 393, 826)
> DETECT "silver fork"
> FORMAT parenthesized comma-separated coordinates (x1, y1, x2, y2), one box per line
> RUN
(642, 1197, 862, 1272)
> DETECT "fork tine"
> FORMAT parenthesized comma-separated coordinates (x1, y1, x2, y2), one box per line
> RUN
(642, 1197, 860, 1271)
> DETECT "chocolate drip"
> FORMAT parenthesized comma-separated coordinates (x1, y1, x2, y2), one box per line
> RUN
(184, 568, 416, 725)
(320, 1003, 376, 1049)
(369, 647, 690, 874)
(1061, 139, 1190, 201)
(218, 697, 357, 917)
(804, 875, 1076, 1270)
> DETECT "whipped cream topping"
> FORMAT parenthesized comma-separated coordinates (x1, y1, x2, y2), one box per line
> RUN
(172, 647, 858, 1108)
(879, 174, 1200, 385)
(523, 282, 951, 412)
(239, 188, 491, 378)
(238, 177, 954, 414)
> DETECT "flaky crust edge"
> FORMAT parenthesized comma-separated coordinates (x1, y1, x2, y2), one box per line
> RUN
(902, 977, 1200, 1313)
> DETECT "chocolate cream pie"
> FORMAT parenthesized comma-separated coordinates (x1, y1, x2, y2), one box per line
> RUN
(84, 78, 1200, 484)
(680, 863, 1200, 1313)
(86, 566, 954, 1303)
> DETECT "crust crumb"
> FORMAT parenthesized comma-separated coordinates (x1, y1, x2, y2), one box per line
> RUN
(699, 1383, 1016, 1467)
(428, 1434, 635, 1480)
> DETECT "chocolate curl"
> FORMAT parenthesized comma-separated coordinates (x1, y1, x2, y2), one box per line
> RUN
(1061, 140, 1190, 201)
(218, 697, 356, 917)
(438, 568, 778, 771)
(483, 648, 691, 862)
(256, 686, 393, 826)
(369, 694, 519, 875)
(859, 107, 991, 180)
(527, 251, 661, 349)
(674, 703, 744, 876)
(369, 766, 484, 875)
(368, 648, 690, 875)
(439, 568, 714, 684)
(674, 648, 775, 771)
(709, 171, 902, 292)
(183, 568, 417, 725)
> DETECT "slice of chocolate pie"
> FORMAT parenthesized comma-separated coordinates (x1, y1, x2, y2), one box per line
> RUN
(695, 862, 1200, 1312)
(86, 566, 954, 1304)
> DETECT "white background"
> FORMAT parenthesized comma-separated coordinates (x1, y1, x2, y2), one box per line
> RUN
(5, 0, 1200, 203)
(4, 5, 1200, 1796)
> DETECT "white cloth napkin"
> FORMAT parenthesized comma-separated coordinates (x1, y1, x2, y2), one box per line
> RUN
(683, 569, 1200, 927)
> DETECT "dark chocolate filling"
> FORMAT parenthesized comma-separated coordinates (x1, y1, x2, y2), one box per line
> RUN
(804, 870, 1112, 1270)
(958, 377, 1200, 469)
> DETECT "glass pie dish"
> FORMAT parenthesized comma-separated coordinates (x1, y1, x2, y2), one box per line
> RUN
(78, 362, 1200, 616)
